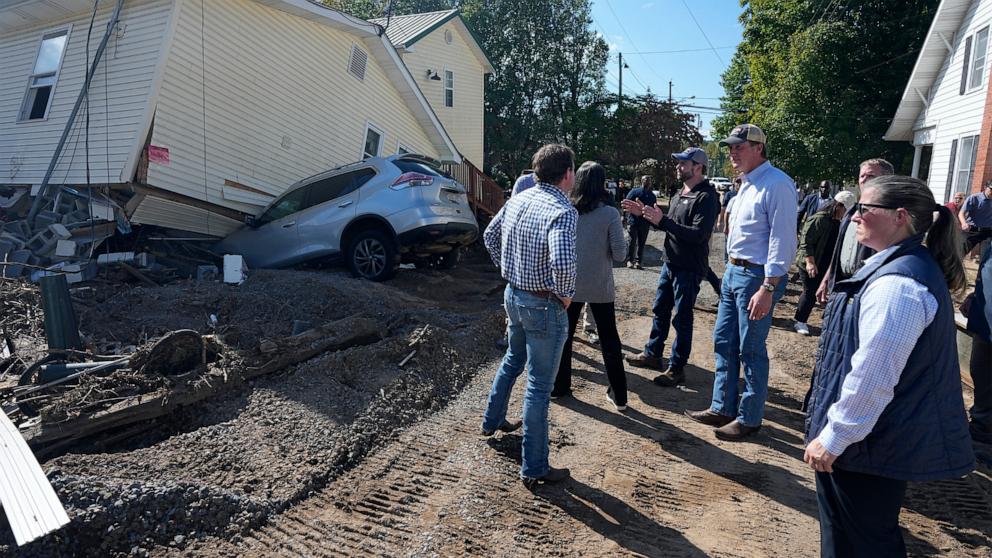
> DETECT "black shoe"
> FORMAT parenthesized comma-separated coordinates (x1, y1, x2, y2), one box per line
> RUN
(522, 466, 570, 489)
(606, 390, 627, 412)
(653, 367, 685, 387)
(481, 419, 522, 437)
(550, 390, 572, 400)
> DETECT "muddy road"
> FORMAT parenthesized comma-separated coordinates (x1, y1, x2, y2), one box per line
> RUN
(3, 231, 991, 557)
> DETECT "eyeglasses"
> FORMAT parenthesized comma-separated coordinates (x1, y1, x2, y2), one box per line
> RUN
(855, 202, 899, 215)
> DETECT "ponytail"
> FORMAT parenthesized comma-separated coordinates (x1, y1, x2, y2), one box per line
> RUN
(927, 204, 967, 293)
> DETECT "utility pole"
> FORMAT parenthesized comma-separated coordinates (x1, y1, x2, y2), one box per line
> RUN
(668, 80, 673, 103)
(618, 52, 624, 108)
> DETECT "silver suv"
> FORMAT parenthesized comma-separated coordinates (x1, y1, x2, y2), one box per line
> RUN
(216, 155, 478, 281)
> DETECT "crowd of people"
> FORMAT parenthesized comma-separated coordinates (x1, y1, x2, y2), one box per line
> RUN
(481, 124, 990, 557)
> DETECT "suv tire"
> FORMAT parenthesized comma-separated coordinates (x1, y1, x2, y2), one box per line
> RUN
(347, 228, 398, 281)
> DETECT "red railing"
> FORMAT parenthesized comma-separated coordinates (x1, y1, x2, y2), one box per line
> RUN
(444, 158, 504, 218)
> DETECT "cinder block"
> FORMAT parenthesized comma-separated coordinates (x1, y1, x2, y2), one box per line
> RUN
(1, 249, 31, 278)
(1, 220, 31, 240)
(54, 239, 78, 258)
(62, 262, 97, 284)
(25, 224, 72, 256)
(196, 264, 219, 281)
(96, 251, 135, 264)
(135, 252, 154, 268)
(60, 209, 92, 225)
(33, 210, 61, 232)
(53, 195, 76, 215)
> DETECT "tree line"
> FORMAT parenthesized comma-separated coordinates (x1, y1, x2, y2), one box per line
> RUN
(325, 0, 702, 190)
(711, 0, 940, 187)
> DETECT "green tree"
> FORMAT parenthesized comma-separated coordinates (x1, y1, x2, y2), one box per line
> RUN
(715, 0, 939, 181)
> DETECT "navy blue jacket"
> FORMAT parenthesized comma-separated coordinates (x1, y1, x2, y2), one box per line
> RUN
(967, 244, 992, 343)
(625, 187, 657, 226)
(805, 236, 975, 481)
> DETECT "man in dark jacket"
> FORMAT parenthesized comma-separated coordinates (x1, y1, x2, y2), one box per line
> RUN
(963, 244, 992, 444)
(622, 147, 720, 386)
(624, 176, 657, 269)
(798, 180, 833, 229)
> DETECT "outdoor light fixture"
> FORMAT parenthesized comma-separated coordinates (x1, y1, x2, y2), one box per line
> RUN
(426, 69, 442, 81)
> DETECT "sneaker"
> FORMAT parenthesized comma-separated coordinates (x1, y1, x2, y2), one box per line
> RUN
(793, 322, 810, 336)
(634, 262, 643, 270)
(626, 261, 635, 269)
(606, 390, 627, 412)
(625, 352, 663, 369)
(481, 419, 522, 437)
(522, 466, 570, 490)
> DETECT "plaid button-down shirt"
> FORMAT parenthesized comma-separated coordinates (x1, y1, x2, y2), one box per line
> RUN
(484, 182, 577, 298)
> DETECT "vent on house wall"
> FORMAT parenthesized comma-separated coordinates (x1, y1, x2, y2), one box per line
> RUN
(349, 45, 368, 80)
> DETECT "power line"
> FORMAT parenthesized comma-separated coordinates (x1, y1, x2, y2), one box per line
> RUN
(601, 0, 667, 84)
(623, 46, 738, 55)
(679, 0, 725, 66)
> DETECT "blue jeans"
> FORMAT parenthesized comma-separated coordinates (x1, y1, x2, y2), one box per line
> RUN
(710, 264, 786, 427)
(644, 263, 702, 369)
(483, 285, 569, 478)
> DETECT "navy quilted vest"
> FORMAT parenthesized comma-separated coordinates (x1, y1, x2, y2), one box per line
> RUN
(804, 235, 975, 481)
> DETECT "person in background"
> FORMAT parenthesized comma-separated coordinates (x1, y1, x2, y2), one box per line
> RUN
(623, 147, 720, 387)
(717, 179, 738, 231)
(481, 144, 577, 489)
(816, 158, 896, 303)
(792, 197, 849, 336)
(685, 124, 797, 441)
(511, 169, 536, 196)
(959, 182, 992, 253)
(625, 175, 657, 269)
(798, 180, 834, 230)
(552, 161, 629, 410)
(804, 175, 974, 557)
(962, 242, 992, 444)
(946, 191, 966, 216)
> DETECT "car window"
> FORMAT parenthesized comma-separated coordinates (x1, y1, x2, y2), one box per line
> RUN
(392, 159, 444, 177)
(305, 168, 376, 209)
(257, 187, 309, 225)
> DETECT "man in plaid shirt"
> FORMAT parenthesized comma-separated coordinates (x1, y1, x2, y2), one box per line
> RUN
(481, 144, 577, 489)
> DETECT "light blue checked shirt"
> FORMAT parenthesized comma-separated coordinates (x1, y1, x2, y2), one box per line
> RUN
(726, 160, 798, 277)
(817, 246, 938, 456)
(484, 182, 577, 298)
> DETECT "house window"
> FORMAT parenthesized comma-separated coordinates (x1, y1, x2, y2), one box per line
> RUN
(397, 142, 413, 155)
(363, 123, 383, 159)
(19, 28, 70, 121)
(444, 70, 454, 107)
(955, 135, 980, 195)
(970, 27, 990, 90)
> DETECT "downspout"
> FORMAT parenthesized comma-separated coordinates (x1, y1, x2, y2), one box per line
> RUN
(28, 0, 127, 222)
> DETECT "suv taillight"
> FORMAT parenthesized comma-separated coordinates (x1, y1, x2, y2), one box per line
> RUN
(391, 172, 435, 189)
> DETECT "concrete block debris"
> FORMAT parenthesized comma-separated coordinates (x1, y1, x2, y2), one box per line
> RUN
(1, 250, 31, 278)
(32, 210, 61, 232)
(196, 265, 220, 281)
(54, 240, 78, 258)
(2, 220, 31, 240)
(96, 252, 136, 265)
(25, 224, 72, 257)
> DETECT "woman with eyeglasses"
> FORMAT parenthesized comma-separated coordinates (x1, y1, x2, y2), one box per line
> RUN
(803, 175, 974, 557)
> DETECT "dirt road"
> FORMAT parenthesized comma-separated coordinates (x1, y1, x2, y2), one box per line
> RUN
(176, 230, 992, 558)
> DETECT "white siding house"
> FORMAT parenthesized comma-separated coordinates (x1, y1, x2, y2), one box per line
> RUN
(885, 0, 991, 202)
(0, 0, 462, 236)
(372, 10, 493, 169)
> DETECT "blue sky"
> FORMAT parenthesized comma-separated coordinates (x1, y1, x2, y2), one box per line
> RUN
(589, 0, 745, 138)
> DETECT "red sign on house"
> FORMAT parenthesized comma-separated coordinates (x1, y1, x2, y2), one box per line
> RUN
(148, 145, 170, 165)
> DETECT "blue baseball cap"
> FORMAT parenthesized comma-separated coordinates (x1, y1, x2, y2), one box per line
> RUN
(672, 147, 708, 166)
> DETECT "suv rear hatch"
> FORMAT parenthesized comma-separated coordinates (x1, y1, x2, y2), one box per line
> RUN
(391, 157, 472, 219)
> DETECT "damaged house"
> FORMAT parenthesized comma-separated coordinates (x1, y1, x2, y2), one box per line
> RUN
(1, 0, 496, 254)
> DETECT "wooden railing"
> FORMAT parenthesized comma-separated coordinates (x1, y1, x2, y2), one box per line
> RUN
(443, 158, 505, 218)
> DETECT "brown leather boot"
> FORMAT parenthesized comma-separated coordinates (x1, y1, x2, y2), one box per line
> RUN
(714, 420, 761, 441)
(625, 352, 663, 369)
(684, 409, 735, 427)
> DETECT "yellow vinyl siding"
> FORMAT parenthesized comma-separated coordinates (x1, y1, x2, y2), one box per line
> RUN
(400, 22, 485, 167)
(147, 0, 440, 215)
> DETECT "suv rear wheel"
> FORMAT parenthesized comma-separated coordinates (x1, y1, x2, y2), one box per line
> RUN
(347, 228, 398, 281)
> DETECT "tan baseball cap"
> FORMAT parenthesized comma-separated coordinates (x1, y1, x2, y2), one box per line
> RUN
(719, 124, 767, 146)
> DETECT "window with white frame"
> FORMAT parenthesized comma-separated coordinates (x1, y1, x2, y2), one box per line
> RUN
(955, 135, 979, 194)
(396, 142, 412, 155)
(970, 27, 990, 90)
(444, 70, 454, 107)
(363, 123, 383, 159)
(19, 28, 70, 121)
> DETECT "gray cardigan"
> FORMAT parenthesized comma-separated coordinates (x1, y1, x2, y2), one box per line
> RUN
(573, 203, 627, 303)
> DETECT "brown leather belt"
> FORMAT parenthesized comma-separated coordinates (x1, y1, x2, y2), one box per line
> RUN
(728, 257, 760, 268)
(523, 289, 553, 297)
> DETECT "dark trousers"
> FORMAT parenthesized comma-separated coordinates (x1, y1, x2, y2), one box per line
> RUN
(966, 227, 992, 251)
(794, 268, 825, 323)
(971, 337, 992, 428)
(644, 263, 702, 369)
(705, 267, 721, 293)
(554, 301, 628, 405)
(816, 469, 907, 558)
(626, 222, 650, 263)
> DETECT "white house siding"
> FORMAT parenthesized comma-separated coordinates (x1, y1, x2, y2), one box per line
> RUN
(0, 0, 173, 186)
(913, 0, 992, 201)
(145, 0, 441, 224)
(400, 22, 485, 167)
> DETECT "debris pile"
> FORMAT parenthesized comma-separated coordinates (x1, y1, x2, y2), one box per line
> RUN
(0, 186, 120, 283)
